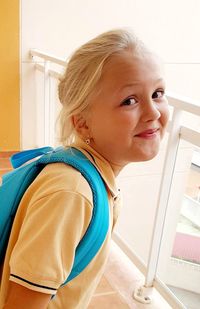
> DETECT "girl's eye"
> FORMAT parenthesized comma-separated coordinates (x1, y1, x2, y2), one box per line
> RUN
(121, 97, 137, 106)
(152, 90, 165, 99)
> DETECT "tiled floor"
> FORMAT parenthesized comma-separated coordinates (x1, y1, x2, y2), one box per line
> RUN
(88, 242, 172, 308)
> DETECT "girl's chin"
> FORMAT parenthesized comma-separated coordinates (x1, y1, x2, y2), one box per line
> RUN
(129, 147, 160, 162)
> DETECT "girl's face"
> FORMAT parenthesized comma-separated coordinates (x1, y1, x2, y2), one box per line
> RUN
(87, 50, 169, 175)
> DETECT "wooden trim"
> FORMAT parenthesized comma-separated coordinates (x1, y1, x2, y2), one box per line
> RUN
(0, 151, 18, 158)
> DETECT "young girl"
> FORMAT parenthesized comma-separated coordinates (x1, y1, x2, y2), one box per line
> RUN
(1, 29, 169, 308)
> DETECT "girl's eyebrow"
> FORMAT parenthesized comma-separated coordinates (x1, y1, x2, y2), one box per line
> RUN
(120, 82, 140, 90)
(119, 78, 165, 91)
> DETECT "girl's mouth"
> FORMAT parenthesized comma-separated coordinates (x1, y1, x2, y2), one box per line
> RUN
(135, 128, 159, 138)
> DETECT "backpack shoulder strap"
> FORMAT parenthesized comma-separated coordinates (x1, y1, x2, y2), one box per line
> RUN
(10, 146, 54, 168)
(38, 147, 109, 286)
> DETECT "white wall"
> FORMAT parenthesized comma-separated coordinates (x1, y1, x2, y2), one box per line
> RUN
(20, 0, 200, 295)
(21, 0, 200, 149)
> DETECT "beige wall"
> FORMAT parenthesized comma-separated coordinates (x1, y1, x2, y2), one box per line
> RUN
(0, 0, 20, 151)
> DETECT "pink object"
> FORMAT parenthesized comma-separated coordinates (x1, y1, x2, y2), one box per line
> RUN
(172, 232, 200, 264)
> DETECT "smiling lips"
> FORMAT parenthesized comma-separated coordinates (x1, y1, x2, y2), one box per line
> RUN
(135, 128, 159, 138)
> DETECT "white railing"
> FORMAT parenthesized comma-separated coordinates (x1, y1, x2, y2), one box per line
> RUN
(30, 49, 200, 309)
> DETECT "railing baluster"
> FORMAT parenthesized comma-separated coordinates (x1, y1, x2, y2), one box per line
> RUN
(132, 107, 183, 305)
(145, 107, 182, 286)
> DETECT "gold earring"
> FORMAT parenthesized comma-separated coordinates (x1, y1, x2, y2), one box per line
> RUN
(85, 138, 90, 145)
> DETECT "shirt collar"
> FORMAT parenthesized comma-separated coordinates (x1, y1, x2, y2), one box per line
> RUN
(71, 137, 119, 199)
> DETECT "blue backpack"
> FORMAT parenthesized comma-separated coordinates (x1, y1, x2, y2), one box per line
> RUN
(0, 146, 109, 288)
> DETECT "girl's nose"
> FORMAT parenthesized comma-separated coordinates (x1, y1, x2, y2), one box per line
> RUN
(141, 100, 161, 122)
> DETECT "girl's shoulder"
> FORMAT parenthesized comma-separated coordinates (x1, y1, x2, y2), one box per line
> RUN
(26, 162, 93, 206)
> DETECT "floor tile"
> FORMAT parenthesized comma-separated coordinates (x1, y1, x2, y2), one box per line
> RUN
(103, 242, 172, 309)
(93, 276, 116, 295)
(88, 292, 130, 309)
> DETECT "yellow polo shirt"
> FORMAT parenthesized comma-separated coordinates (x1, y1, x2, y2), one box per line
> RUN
(0, 139, 121, 308)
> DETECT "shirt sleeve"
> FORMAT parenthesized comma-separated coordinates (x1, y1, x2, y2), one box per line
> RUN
(9, 190, 93, 295)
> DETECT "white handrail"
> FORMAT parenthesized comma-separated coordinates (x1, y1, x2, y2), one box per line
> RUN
(30, 48, 67, 67)
(167, 91, 200, 116)
(180, 126, 200, 147)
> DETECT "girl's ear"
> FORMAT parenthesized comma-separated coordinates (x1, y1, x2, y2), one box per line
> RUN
(72, 114, 91, 139)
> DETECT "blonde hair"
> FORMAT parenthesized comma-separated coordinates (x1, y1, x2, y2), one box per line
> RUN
(58, 28, 147, 146)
